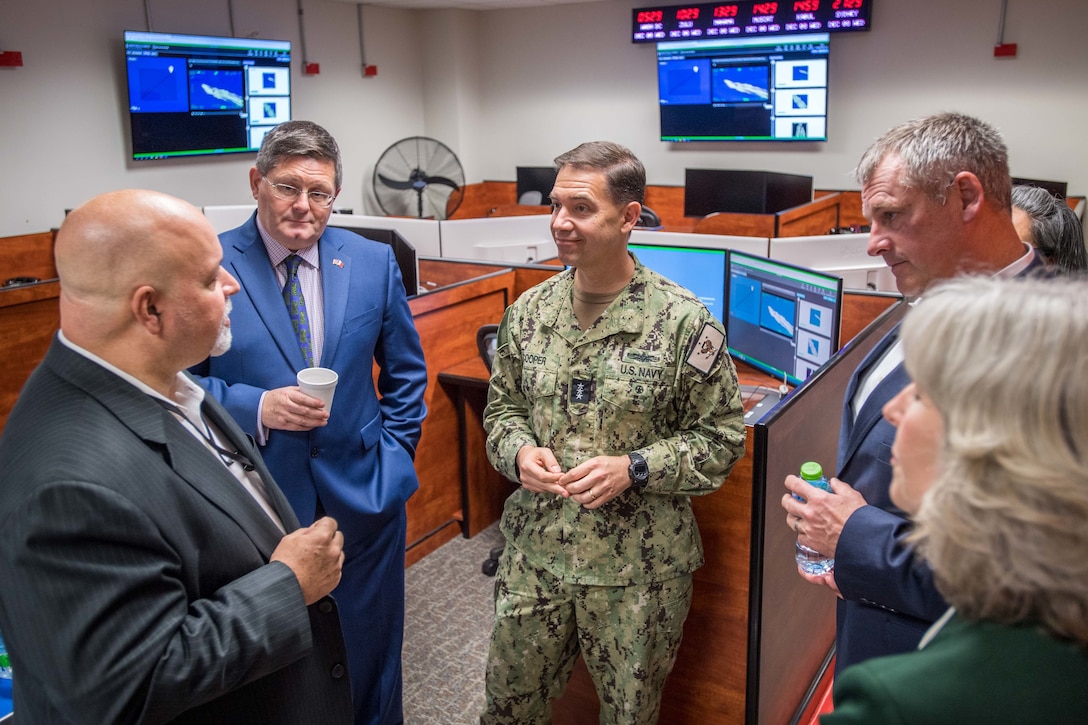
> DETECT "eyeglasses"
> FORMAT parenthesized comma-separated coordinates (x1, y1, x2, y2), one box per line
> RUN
(263, 177, 337, 208)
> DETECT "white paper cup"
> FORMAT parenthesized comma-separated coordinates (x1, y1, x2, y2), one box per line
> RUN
(297, 367, 338, 414)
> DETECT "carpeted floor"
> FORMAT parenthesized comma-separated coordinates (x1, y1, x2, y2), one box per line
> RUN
(403, 522, 505, 724)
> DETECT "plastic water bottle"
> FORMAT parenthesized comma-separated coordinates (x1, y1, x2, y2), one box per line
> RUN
(0, 627, 11, 699)
(794, 461, 835, 575)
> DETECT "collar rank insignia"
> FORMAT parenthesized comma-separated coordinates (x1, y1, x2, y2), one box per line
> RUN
(686, 322, 725, 375)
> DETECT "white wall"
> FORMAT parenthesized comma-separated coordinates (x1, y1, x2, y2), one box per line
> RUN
(0, 0, 427, 235)
(473, 0, 1088, 191)
(2, 0, 1086, 237)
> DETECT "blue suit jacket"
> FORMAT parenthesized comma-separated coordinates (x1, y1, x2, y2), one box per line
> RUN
(190, 216, 428, 723)
(190, 215, 428, 542)
(832, 256, 1047, 676)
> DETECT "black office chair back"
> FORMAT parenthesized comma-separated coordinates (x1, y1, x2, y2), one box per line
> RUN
(477, 324, 499, 372)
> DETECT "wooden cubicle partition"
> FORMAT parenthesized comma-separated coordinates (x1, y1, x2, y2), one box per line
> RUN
(693, 211, 777, 238)
(447, 180, 518, 220)
(550, 296, 907, 724)
(449, 181, 878, 239)
(775, 192, 842, 237)
(0, 231, 61, 432)
(816, 190, 866, 229)
(404, 258, 561, 564)
(0, 281, 60, 431)
(0, 230, 58, 283)
(487, 203, 551, 218)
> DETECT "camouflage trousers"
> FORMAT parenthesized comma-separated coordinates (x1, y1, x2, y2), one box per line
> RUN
(480, 544, 693, 725)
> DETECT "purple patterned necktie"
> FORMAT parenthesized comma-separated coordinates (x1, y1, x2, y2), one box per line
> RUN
(282, 254, 313, 367)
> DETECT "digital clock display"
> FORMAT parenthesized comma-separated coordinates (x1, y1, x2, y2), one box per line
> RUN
(632, 0, 871, 42)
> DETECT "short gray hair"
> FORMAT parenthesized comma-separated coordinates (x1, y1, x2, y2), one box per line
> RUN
(901, 275, 1088, 646)
(854, 112, 1011, 210)
(255, 120, 343, 189)
(554, 141, 645, 208)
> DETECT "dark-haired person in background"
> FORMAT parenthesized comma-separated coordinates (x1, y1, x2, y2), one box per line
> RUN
(1011, 183, 1087, 272)
(824, 276, 1088, 723)
(781, 111, 1044, 679)
(190, 120, 428, 725)
(480, 141, 746, 724)
(0, 189, 352, 723)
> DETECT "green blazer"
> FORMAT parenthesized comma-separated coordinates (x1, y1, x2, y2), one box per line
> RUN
(823, 610, 1088, 724)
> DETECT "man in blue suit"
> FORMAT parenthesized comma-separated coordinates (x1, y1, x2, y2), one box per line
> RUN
(780, 112, 1042, 678)
(191, 120, 428, 724)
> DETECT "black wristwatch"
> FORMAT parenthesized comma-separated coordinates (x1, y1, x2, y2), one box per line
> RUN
(628, 452, 649, 490)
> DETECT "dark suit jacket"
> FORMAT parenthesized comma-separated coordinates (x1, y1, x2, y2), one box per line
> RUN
(832, 324, 945, 675)
(822, 612, 1088, 724)
(0, 340, 353, 724)
(832, 256, 1048, 676)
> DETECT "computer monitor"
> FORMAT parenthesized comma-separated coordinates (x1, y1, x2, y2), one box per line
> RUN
(657, 34, 830, 142)
(323, 222, 419, 297)
(629, 243, 727, 321)
(726, 250, 842, 386)
(516, 166, 558, 205)
(1011, 177, 1069, 199)
(123, 30, 291, 160)
(684, 168, 813, 217)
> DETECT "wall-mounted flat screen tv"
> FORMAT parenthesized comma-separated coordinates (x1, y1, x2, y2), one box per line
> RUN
(657, 33, 829, 142)
(124, 30, 291, 160)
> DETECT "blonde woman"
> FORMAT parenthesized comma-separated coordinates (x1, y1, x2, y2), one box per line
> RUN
(824, 276, 1088, 723)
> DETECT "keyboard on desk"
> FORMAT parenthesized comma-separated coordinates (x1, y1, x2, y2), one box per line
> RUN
(740, 384, 785, 423)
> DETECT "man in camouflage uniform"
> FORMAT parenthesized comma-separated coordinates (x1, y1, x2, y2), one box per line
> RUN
(480, 141, 746, 724)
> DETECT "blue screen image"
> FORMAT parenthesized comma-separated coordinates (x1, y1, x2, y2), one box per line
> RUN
(659, 58, 712, 105)
(712, 65, 770, 104)
(630, 245, 726, 322)
(759, 292, 796, 338)
(188, 70, 245, 111)
(127, 56, 188, 112)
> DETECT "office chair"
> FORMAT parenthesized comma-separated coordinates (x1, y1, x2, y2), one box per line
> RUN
(636, 206, 662, 228)
(476, 324, 506, 577)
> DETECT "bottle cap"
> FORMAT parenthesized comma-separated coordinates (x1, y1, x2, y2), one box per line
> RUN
(800, 461, 824, 481)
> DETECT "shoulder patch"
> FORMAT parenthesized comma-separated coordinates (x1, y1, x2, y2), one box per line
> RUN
(686, 322, 725, 375)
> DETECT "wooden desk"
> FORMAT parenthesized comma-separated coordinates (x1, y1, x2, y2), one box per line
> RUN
(437, 358, 512, 538)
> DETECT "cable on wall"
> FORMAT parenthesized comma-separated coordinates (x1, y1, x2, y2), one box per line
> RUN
(994, 0, 1017, 57)
(357, 3, 377, 77)
(298, 0, 319, 74)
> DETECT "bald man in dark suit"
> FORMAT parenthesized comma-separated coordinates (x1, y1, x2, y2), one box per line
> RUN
(0, 189, 353, 723)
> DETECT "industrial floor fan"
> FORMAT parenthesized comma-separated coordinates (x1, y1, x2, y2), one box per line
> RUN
(372, 136, 465, 219)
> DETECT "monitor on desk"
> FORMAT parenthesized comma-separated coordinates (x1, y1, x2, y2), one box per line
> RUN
(629, 242, 727, 322)
(726, 250, 842, 387)
(516, 166, 558, 205)
(323, 222, 419, 297)
(684, 169, 813, 217)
